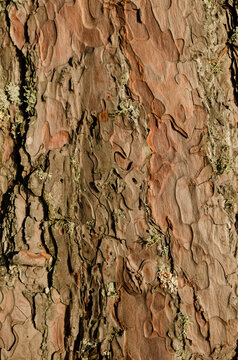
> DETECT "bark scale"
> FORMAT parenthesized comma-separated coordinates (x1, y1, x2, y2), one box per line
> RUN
(0, 0, 237, 359)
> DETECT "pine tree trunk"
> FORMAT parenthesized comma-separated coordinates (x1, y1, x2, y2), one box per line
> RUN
(0, 0, 237, 359)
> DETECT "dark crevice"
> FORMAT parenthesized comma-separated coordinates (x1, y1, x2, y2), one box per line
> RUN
(67, 252, 74, 274)
(39, 221, 50, 255)
(111, 212, 116, 234)
(21, 190, 31, 246)
(0, 190, 14, 254)
(90, 114, 99, 138)
(126, 161, 133, 170)
(0, 10, 29, 255)
(47, 226, 58, 289)
(232, 339, 238, 360)
(64, 302, 72, 345)
(32, 294, 37, 329)
(73, 329, 82, 359)
(136, 9, 142, 24)
(235, 213, 238, 234)
(89, 181, 100, 193)
(223, 1, 238, 105)
(0, 2, 38, 257)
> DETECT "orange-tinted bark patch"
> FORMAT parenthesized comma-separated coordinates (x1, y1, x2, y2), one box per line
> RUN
(98, 110, 108, 122)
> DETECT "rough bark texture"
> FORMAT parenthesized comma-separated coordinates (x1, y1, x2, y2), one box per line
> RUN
(0, 0, 237, 359)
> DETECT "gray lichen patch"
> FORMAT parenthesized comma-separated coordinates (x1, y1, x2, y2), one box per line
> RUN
(0, 87, 10, 125)
(23, 52, 37, 116)
(0, 0, 6, 12)
(0, 87, 10, 111)
(195, 0, 237, 245)
(5, 82, 21, 105)
(157, 267, 178, 295)
(168, 311, 191, 360)
(1, 190, 17, 254)
(106, 281, 118, 298)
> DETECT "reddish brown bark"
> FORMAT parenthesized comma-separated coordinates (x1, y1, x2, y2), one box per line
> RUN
(0, 0, 237, 359)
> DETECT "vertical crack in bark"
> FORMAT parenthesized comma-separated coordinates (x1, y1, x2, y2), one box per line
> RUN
(223, 0, 238, 105)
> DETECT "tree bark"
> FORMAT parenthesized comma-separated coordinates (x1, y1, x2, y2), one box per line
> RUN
(0, 0, 237, 359)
